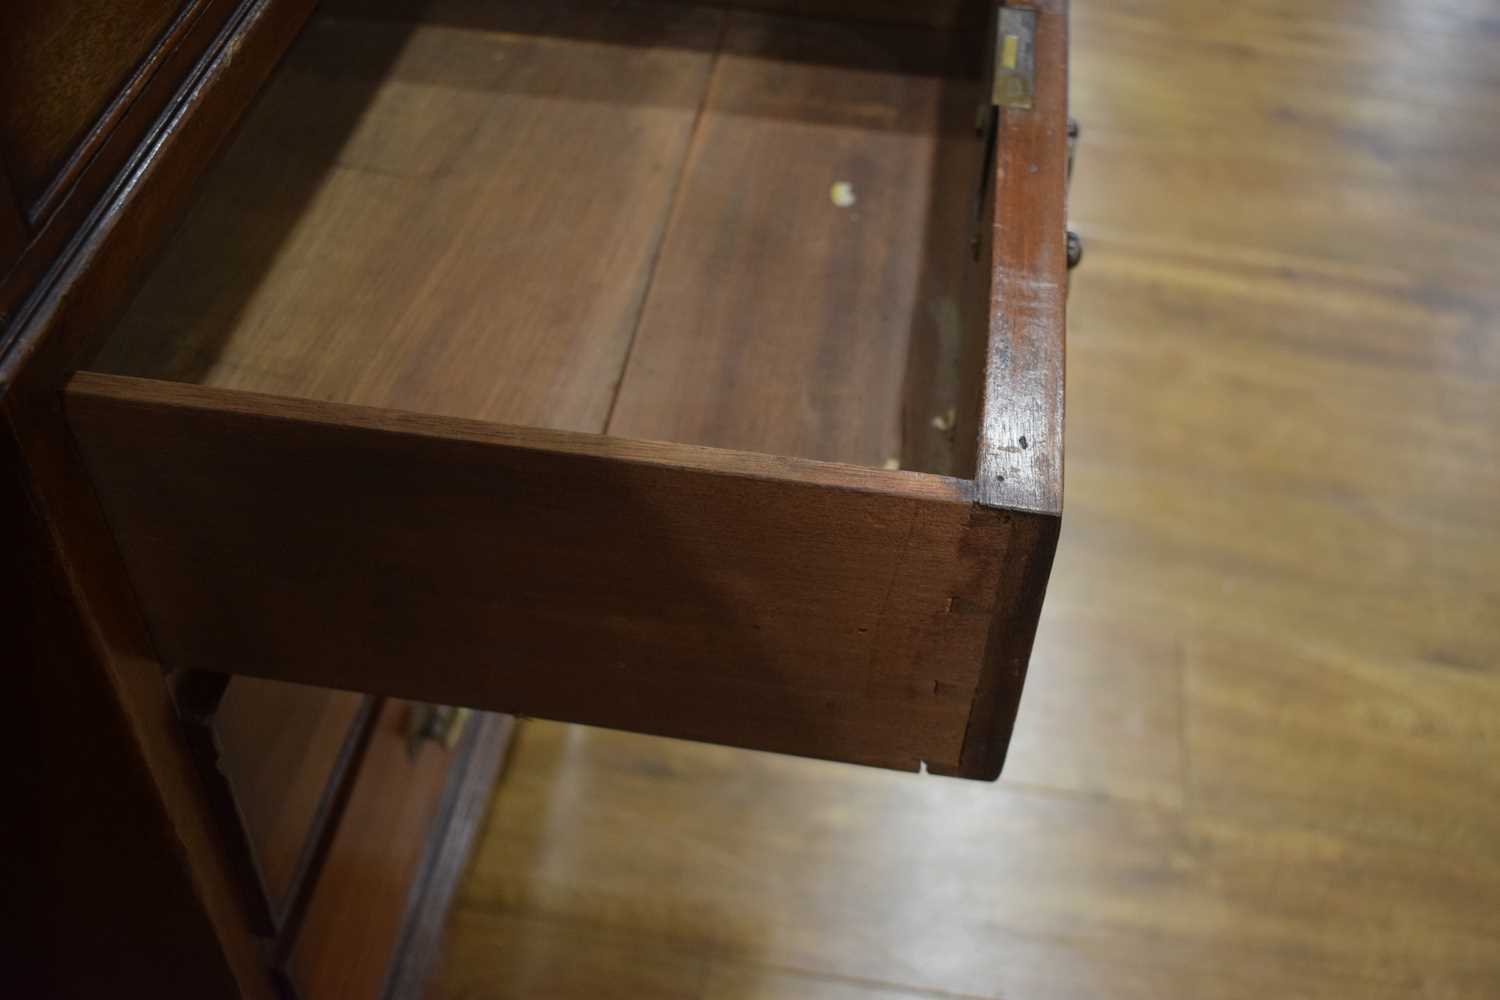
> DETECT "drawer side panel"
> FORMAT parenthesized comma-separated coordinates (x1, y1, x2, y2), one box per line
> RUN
(65, 373, 1049, 777)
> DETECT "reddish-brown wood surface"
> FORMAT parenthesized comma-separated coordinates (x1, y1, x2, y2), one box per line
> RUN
(215, 679, 367, 917)
(608, 14, 977, 469)
(0, 0, 188, 211)
(975, 0, 1068, 513)
(1, 0, 318, 995)
(382, 712, 516, 1000)
(2, 420, 245, 997)
(91, 4, 723, 433)
(0, 0, 243, 324)
(64, 372, 1057, 777)
(92, 3, 998, 479)
(71, 0, 1067, 783)
(286, 700, 460, 999)
(438, 0, 1500, 993)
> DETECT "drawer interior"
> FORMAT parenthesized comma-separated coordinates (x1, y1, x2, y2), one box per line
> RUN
(65, 0, 1066, 779)
(87, 0, 987, 476)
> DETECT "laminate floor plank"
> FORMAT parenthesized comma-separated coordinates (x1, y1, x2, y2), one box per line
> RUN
(432, 721, 1500, 999)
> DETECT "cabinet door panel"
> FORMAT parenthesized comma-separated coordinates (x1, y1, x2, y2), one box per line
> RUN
(0, 0, 191, 214)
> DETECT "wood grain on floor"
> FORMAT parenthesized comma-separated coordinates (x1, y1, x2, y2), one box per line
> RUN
(430, 0, 1500, 996)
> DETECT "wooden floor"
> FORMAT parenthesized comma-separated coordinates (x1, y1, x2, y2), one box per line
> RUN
(428, 1, 1500, 997)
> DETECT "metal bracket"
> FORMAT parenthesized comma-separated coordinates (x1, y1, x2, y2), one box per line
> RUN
(407, 703, 471, 758)
(1067, 119, 1082, 271)
(972, 5, 1041, 258)
(1067, 117, 1079, 190)
(1067, 230, 1083, 269)
(991, 6, 1038, 110)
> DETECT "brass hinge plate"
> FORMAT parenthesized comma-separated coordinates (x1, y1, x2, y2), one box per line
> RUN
(992, 6, 1038, 110)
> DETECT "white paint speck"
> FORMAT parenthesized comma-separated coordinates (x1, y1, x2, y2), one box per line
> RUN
(830, 181, 857, 208)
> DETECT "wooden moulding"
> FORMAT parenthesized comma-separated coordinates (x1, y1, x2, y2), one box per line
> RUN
(0, 164, 24, 276)
(381, 712, 517, 1000)
(281, 707, 516, 999)
(3, 0, 321, 994)
(61, 0, 1066, 781)
(173, 670, 379, 940)
(0, 0, 246, 324)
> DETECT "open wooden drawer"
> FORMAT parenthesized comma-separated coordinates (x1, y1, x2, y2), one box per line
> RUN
(66, 0, 1066, 780)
